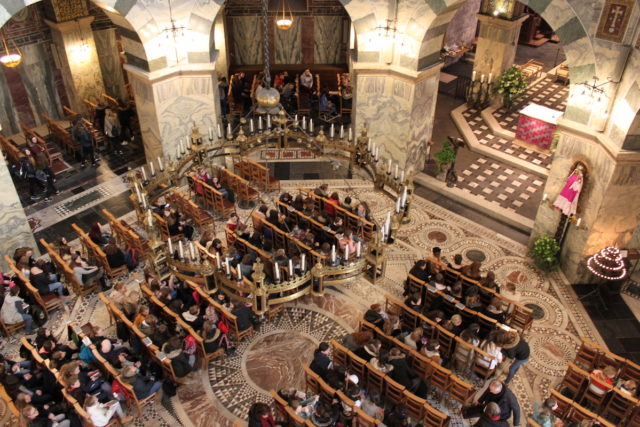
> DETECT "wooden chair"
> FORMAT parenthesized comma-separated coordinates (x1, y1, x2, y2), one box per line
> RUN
(580, 374, 613, 411)
(549, 389, 573, 419)
(508, 304, 533, 334)
(568, 401, 599, 424)
(285, 406, 314, 427)
(384, 376, 406, 405)
(601, 386, 638, 424)
(318, 376, 336, 406)
(348, 353, 368, 385)
(429, 364, 451, 402)
(271, 389, 289, 421)
(559, 362, 589, 401)
(527, 417, 542, 427)
(423, 403, 450, 427)
(447, 375, 475, 407)
(302, 364, 320, 394)
(620, 359, 640, 384)
(403, 390, 426, 421)
(366, 362, 386, 399)
(0, 316, 25, 337)
(627, 405, 640, 427)
(574, 338, 601, 370)
(330, 340, 349, 368)
(353, 407, 381, 427)
(117, 375, 158, 416)
(452, 337, 474, 374)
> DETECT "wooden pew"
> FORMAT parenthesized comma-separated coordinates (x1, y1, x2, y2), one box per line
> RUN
(102, 209, 150, 256)
(233, 157, 280, 192)
(166, 190, 215, 230)
(5, 255, 64, 319)
(188, 175, 236, 218)
(275, 199, 338, 247)
(218, 167, 260, 207)
(71, 223, 128, 280)
(0, 134, 23, 167)
(298, 187, 375, 241)
(41, 113, 78, 156)
(39, 238, 90, 297)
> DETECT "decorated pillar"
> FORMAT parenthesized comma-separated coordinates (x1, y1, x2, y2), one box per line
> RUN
(125, 64, 222, 162)
(352, 62, 442, 178)
(531, 121, 640, 283)
(0, 154, 38, 260)
(473, 13, 527, 81)
(44, 0, 105, 114)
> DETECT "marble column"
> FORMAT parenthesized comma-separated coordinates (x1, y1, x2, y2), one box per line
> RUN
(353, 62, 442, 178)
(473, 14, 528, 80)
(125, 64, 221, 162)
(0, 156, 38, 260)
(531, 122, 640, 283)
(45, 16, 106, 114)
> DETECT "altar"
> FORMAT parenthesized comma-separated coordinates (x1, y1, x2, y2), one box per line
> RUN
(515, 103, 563, 152)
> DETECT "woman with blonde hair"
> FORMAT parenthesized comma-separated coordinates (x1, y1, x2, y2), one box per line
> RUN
(404, 327, 423, 350)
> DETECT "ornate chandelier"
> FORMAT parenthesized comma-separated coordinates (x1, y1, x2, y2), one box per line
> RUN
(587, 246, 627, 281)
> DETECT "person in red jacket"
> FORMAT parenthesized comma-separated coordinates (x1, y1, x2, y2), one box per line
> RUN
(248, 402, 276, 427)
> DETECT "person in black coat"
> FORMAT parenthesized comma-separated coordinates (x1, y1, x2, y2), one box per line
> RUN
(161, 336, 192, 378)
(353, 340, 381, 363)
(463, 381, 521, 427)
(231, 302, 255, 332)
(363, 304, 385, 329)
(473, 402, 509, 427)
(121, 365, 162, 400)
(309, 342, 332, 379)
(500, 331, 530, 385)
(387, 348, 426, 398)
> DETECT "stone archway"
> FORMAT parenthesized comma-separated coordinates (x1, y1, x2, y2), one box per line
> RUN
(415, 0, 597, 124)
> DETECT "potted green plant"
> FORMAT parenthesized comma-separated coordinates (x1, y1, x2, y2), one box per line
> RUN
(434, 141, 457, 177)
(495, 66, 528, 110)
(530, 234, 561, 271)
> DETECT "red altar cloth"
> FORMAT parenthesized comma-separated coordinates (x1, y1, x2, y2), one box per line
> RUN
(515, 103, 563, 151)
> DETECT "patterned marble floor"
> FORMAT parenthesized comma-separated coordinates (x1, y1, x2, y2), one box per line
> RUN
(0, 180, 606, 426)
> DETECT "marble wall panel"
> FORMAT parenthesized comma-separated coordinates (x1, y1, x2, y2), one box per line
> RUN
(3, 65, 36, 128)
(407, 74, 439, 176)
(354, 74, 412, 168)
(443, 0, 480, 50)
(19, 43, 64, 126)
(0, 156, 38, 261)
(314, 16, 343, 64)
(128, 72, 162, 161)
(94, 29, 128, 102)
(231, 16, 262, 65)
(273, 19, 301, 64)
(0, 66, 20, 135)
(62, 28, 106, 105)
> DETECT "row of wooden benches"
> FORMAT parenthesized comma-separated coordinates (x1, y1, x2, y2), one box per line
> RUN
(233, 157, 280, 192)
(187, 174, 237, 218)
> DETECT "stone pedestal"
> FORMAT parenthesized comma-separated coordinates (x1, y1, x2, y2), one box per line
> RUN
(0, 155, 38, 260)
(473, 14, 528, 80)
(353, 62, 442, 177)
(45, 16, 105, 114)
(125, 64, 222, 161)
(531, 121, 640, 283)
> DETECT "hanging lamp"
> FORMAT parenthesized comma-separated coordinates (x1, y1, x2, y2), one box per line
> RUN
(0, 31, 22, 68)
(276, 0, 293, 30)
(255, 0, 281, 114)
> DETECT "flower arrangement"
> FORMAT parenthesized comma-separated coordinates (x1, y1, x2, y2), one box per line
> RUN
(494, 66, 528, 110)
(434, 141, 457, 174)
(530, 234, 561, 271)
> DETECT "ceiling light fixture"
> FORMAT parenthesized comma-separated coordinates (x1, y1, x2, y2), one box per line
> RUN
(276, 0, 293, 30)
(0, 31, 22, 68)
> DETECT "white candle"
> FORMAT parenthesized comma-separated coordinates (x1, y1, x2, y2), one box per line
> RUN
(387, 158, 392, 174)
(301, 254, 306, 272)
(375, 146, 379, 159)
(288, 259, 294, 278)
(396, 197, 401, 213)
(237, 265, 242, 280)
(189, 242, 196, 261)
(158, 157, 164, 171)
(339, 125, 344, 139)
(141, 193, 147, 210)
(168, 239, 173, 255)
(217, 124, 222, 138)
(542, 193, 548, 201)
(345, 245, 349, 262)
(302, 116, 306, 130)
(267, 115, 271, 129)
(330, 123, 335, 138)
(331, 245, 336, 263)
(401, 186, 407, 206)
(179, 241, 184, 259)
(275, 263, 280, 281)
(225, 258, 230, 275)
(258, 116, 263, 130)
(356, 241, 361, 258)
(141, 166, 148, 181)
(488, 73, 493, 84)
(472, 70, 476, 81)
(294, 114, 298, 123)
(147, 209, 153, 226)
(481, 74, 485, 83)
(215, 253, 221, 269)
(394, 163, 399, 178)
(179, 141, 184, 153)
(348, 128, 352, 142)
(186, 136, 191, 150)
(176, 148, 180, 159)
(400, 170, 405, 183)
(368, 139, 372, 152)
(250, 119, 254, 133)
(150, 162, 155, 176)
(310, 119, 314, 134)
(576, 218, 582, 227)
(227, 123, 232, 138)
(385, 212, 391, 235)
(208, 127, 213, 139)
(134, 182, 142, 202)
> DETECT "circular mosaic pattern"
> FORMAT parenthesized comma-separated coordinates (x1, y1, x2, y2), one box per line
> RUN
(466, 249, 486, 262)
(519, 290, 568, 329)
(484, 257, 547, 291)
(403, 220, 466, 252)
(445, 238, 504, 265)
(208, 306, 348, 419)
(525, 303, 545, 320)
(527, 328, 579, 374)
(427, 231, 447, 243)
(245, 331, 317, 393)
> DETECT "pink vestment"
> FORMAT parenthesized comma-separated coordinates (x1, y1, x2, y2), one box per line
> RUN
(553, 172, 583, 216)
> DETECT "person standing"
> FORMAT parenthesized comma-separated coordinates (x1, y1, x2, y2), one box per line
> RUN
(501, 331, 530, 385)
(104, 108, 122, 154)
(73, 116, 97, 168)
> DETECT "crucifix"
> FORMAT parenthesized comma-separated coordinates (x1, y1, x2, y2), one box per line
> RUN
(608, 6, 625, 32)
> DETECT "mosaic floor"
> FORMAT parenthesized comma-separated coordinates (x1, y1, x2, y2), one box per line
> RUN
(0, 180, 606, 426)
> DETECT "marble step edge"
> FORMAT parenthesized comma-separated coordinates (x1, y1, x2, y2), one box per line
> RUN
(414, 172, 534, 234)
(451, 103, 549, 178)
(480, 103, 517, 141)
